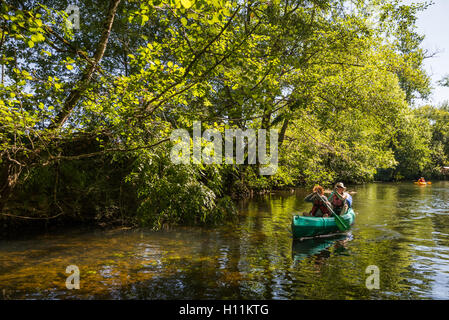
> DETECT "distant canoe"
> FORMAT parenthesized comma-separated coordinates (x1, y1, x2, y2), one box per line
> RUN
(414, 181, 431, 186)
(291, 208, 355, 239)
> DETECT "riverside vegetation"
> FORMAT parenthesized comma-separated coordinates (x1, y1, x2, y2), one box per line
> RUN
(1, 0, 449, 235)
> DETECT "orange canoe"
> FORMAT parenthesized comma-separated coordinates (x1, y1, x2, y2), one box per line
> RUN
(414, 181, 432, 185)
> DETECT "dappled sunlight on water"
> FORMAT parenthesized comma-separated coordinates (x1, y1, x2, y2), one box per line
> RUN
(1, 181, 449, 299)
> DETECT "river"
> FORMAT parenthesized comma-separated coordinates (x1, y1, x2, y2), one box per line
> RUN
(1, 181, 449, 299)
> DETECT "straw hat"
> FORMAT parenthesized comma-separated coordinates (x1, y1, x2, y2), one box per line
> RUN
(335, 182, 346, 190)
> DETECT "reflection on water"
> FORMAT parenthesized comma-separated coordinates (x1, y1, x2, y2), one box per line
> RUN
(292, 233, 352, 263)
(1, 182, 449, 299)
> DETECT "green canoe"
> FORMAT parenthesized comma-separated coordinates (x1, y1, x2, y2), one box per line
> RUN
(291, 208, 356, 239)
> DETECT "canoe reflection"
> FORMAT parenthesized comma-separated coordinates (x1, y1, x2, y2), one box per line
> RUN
(292, 233, 352, 263)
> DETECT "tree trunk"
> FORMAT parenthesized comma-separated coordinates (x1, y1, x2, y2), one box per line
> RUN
(49, 0, 121, 129)
(0, 161, 22, 213)
(278, 118, 289, 147)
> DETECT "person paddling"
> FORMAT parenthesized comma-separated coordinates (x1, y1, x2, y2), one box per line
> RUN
(328, 182, 350, 215)
(418, 177, 426, 183)
(304, 185, 332, 217)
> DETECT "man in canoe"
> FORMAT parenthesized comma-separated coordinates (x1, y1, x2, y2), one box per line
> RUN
(304, 185, 332, 217)
(328, 182, 350, 215)
(418, 177, 426, 183)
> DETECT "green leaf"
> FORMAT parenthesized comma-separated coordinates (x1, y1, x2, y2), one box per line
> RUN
(180, 0, 193, 9)
(31, 33, 45, 43)
(141, 14, 149, 26)
(27, 40, 34, 48)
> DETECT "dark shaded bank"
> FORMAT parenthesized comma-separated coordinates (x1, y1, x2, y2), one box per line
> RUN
(0, 146, 236, 238)
(1, 151, 138, 239)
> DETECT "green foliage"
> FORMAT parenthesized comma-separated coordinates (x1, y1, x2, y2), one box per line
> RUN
(390, 112, 432, 180)
(126, 145, 236, 229)
(7, 152, 138, 224)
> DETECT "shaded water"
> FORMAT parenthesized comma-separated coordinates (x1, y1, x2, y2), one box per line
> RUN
(1, 182, 449, 299)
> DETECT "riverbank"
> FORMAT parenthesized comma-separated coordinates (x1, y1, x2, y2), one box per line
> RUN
(2, 178, 447, 239)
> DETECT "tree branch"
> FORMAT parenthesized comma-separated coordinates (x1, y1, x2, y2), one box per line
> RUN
(48, 0, 121, 130)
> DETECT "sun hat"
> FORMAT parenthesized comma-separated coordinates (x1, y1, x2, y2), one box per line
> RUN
(335, 182, 346, 190)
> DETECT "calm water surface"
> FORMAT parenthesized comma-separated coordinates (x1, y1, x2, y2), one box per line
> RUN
(1, 182, 449, 299)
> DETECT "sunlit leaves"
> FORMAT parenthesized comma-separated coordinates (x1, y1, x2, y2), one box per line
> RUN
(180, 0, 193, 9)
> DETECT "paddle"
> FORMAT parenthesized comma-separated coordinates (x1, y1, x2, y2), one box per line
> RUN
(319, 193, 350, 232)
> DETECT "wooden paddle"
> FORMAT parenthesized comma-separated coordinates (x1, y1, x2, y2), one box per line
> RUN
(319, 193, 350, 232)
